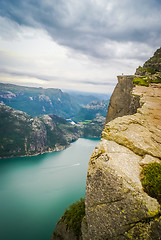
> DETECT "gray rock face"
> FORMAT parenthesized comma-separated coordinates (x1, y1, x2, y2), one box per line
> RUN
(82, 80, 161, 239)
(52, 222, 81, 240)
(106, 75, 140, 123)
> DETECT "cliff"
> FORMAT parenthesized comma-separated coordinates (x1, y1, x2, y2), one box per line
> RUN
(83, 80, 161, 240)
(106, 75, 140, 123)
(53, 48, 161, 239)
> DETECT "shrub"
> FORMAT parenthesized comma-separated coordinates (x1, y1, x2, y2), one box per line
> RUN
(141, 163, 161, 203)
(146, 67, 157, 74)
(133, 77, 149, 87)
(151, 78, 161, 84)
(60, 198, 85, 236)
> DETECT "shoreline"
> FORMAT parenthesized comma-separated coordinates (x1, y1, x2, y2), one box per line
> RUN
(0, 137, 101, 160)
(0, 143, 69, 160)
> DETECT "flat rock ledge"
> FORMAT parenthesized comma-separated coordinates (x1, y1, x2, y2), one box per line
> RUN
(82, 83, 161, 240)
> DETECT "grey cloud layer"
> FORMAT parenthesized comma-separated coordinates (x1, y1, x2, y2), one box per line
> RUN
(0, 67, 115, 87)
(0, 0, 161, 59)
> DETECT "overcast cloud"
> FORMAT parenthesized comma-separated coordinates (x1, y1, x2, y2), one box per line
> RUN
(0, 0, 161, 93)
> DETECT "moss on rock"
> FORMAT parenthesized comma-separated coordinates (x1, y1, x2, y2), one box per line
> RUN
(141, 163, 161, 203)
(133, 77, 150, 87)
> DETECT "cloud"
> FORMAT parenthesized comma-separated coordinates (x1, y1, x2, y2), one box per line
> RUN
(0, 0, 161, 94)
(0, 0, 161, 60)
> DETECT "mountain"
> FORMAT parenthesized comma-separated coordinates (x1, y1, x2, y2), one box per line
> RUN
(0, 84, 110, 158)
(0, 83, 110, 119)
(64, 90, 100, 105)
(0, 83, 110, 139)
(53, 48, 161, 239)
(0, 83, 80, 118)
(74, 100, 109, 122)
(0, 103, 80, 158)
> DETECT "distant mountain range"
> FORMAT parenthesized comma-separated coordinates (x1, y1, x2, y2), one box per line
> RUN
(0, 83, 100, 118)
(0, 83, 110, 158)
(74, 100, 109, 122)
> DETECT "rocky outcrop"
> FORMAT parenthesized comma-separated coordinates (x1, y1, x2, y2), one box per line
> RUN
(81, 48, 161, 239)
(52, 48, 161, 240)
(53, 222, 80, 240)
(106, 75, 140, 123)
(135, 47, 161, 84)
(82, 81, 161, 239)
(136, 47, 161, 73)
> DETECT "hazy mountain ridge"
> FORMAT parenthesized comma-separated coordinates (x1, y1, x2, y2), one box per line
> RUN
(0, 83, 81, 118)
(74, 100, 109, 122)
(0, 83, 109, 143)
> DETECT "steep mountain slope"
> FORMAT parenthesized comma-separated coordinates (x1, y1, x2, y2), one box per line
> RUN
(135, 47, 161, 80)
(53, 48, 161, 240)
(0, 103, 80, 158)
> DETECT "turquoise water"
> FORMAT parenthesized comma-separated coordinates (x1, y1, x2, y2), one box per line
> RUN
(0, 138, 100, 240)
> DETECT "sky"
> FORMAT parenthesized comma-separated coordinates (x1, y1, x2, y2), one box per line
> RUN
(0, 0, 161, 94)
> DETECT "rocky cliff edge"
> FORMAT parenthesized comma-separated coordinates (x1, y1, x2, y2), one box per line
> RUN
(83, 78, 161, 239)
(53, 48, 161, 240)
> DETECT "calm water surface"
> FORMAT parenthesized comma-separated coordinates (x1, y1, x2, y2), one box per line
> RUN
(0, 138, 100, 240)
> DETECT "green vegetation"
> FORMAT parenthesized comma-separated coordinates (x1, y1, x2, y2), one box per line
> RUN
(133, 77, 150, 86)
(141, 163, 161, 203)
(146, 67, 157, 74)
(133, 75, 161, 86)
(81, 120, 103, 138)
(80, 120, 92, 124)
(135, 49, 161, 86)
(60, 198, 85, 237)
(150, 78, 161, 84)
(136, 66, 157, 74)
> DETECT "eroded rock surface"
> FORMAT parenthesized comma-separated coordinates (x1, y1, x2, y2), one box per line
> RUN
(83, 82, 161, 240)
(106, 75, 140, 123)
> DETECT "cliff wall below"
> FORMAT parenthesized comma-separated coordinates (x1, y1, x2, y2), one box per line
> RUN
(83, 79, 161, 239)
